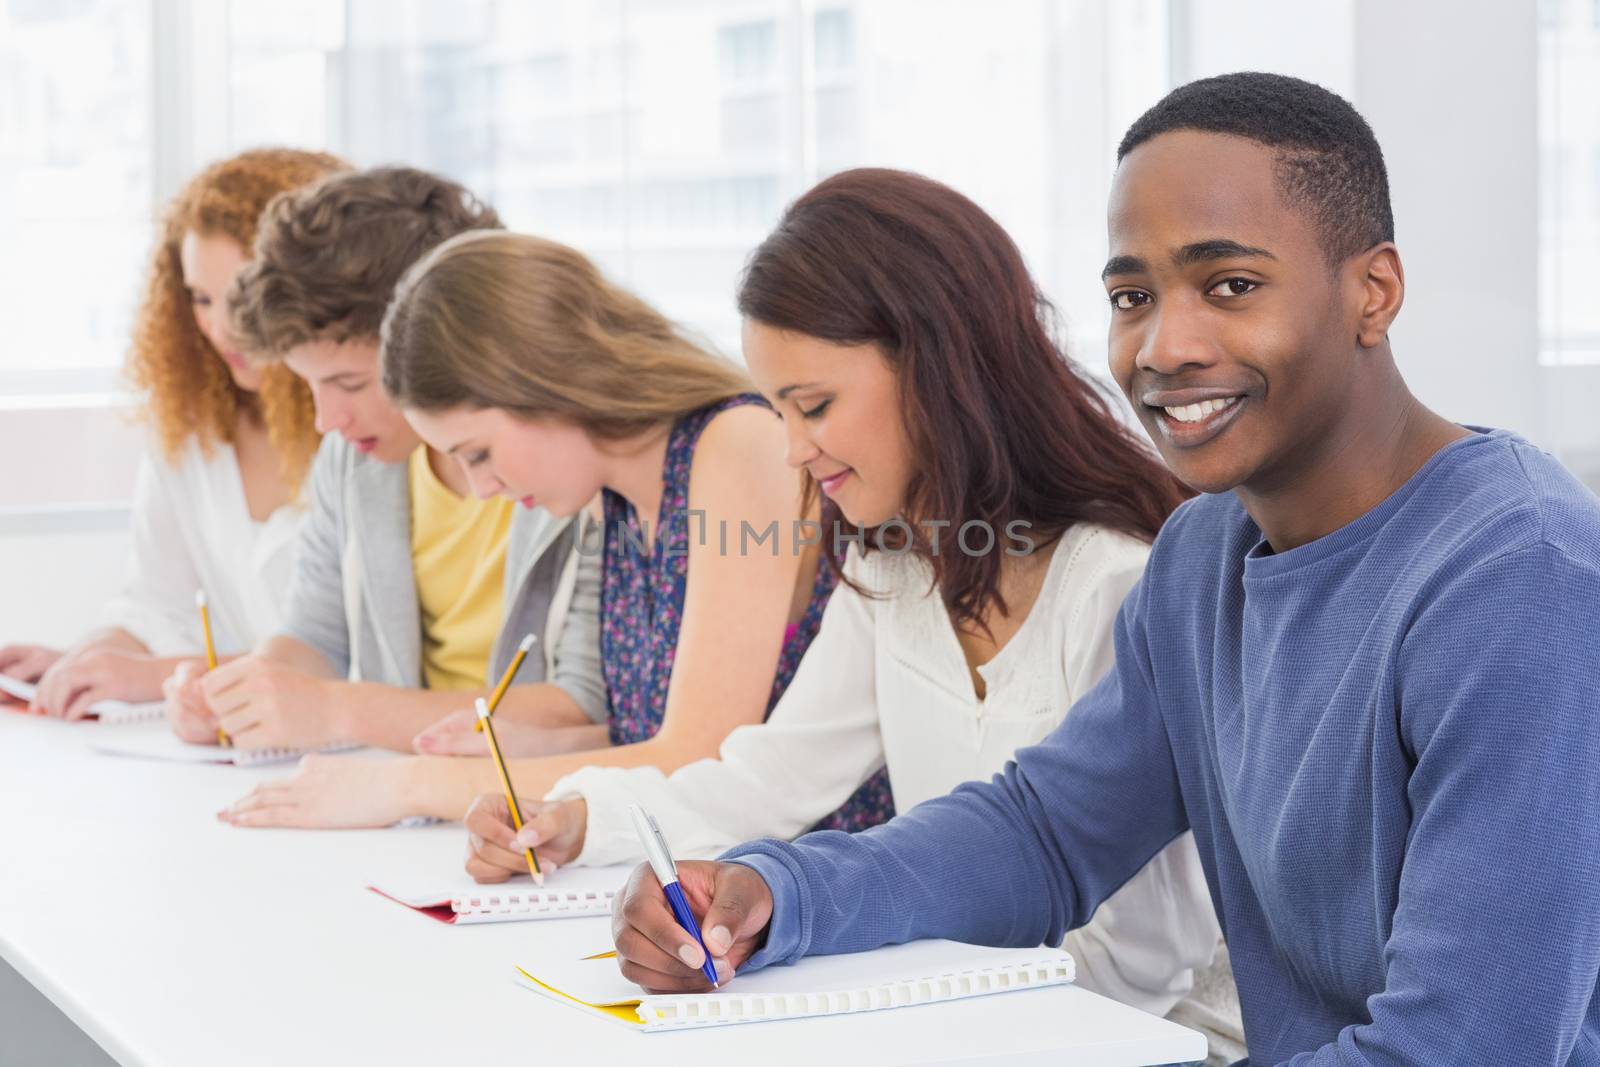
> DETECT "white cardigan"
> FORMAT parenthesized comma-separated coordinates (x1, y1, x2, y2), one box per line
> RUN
(100, 438, 304, 658)
(549, 522, 1226, 1021)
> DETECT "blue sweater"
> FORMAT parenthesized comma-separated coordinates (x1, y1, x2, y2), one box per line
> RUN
(726, 429, 1600, 1066)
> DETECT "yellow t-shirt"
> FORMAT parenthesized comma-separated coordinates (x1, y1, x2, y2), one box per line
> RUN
(408, 447, 514, 691)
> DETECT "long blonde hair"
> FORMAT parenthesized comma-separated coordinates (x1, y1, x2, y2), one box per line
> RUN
(127, 148, 348, 488)
(380, 230, 751, 440)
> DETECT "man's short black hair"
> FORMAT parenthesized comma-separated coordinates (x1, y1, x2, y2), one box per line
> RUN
(1118, 71, 1394, 265)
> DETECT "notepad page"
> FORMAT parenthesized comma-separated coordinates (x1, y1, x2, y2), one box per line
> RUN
(89, 730, 235, 763)
(228, 741, 361, 767)
(89, 724, 360, 766)
(517, 939, 1076, 1031)
(370, 864, 633, 923)
(88, 700, 166, 724)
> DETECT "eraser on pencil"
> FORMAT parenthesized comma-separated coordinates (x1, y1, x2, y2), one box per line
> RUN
(517, 633, 537, 654)
(195, 590, 208, 609)
(474, 697, 491, 722)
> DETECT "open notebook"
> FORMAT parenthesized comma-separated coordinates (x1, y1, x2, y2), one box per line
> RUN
(369, 865, 634, 925)
(0, 673, 165, 724)
(88, 723, 360, 767)
(517, 936, 1076, 1032)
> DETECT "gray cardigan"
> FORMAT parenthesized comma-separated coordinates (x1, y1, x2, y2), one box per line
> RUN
(279, 434, 607, 723)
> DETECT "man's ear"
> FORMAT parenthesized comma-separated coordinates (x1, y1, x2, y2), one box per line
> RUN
(1352, 242, 1404, 349)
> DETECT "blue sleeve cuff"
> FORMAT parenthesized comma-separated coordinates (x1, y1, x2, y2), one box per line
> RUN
(722, 841, 812, 972)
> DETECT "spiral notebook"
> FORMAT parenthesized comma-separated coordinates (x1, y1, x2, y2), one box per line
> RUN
(369, 865, 633, 924)
(0, 673, 165, 724)
(88, 723, 360, 767)
(516, 936, 1076, 1032)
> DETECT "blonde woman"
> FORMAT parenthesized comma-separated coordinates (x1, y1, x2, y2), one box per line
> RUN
(0, 149, 346, 718)
(218, 230, 890, 832)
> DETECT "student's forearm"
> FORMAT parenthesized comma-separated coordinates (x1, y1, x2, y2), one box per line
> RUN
(724, 726, 1171, 971)
(64, 639, 208, 691)
(730, 610, 1189, 971)
(332, 684, 482, 751)
(69, 627, 150, 657)
(61, 629, 169, 699)
(327, 681, 593, 752)
(254, 635, 340, 678)
(150, 653, 210, 672)
(526, 722, 611, 754)
(492, 682, 595, 728)
(504, 733, 726, 803)
(402, 731, 702, 821)
(726, 781, 1059, 968)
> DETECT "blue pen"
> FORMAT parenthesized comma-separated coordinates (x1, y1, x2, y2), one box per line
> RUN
(629, 803, 720, 989)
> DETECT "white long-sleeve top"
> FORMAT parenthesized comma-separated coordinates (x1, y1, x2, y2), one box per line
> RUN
(100, 438, 305, 658)
(548, 522, 1229, 1022)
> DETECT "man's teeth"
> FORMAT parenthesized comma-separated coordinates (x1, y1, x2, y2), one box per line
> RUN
(1163, 396, 1240, 424)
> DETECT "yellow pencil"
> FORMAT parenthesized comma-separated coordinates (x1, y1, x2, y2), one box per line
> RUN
(474, 696, 543, 886)
(473, 632, 538, 732)
(196, 590, 229, 747)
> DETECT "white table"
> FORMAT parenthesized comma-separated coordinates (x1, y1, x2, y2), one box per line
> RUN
(0, 714, 1206, 1066)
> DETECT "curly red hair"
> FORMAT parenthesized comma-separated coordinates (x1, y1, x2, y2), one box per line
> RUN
(126, 148, 349, 490)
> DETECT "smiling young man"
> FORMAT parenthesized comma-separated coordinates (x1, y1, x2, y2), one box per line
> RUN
(163, 167, 607, 783)
(606, 73, 1600, 1065)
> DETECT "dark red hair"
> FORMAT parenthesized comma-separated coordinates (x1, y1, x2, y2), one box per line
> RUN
(737, 167, 1190, 624)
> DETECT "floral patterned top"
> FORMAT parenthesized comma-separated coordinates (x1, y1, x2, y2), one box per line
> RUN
(599, 394, 894, 833)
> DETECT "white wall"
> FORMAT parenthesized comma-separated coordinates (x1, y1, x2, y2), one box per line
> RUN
(1176, 0, 1357, 95)
(1, 3, 1593, 652)
(1353, 0, 1540, 440)
(1543, 366, 1600, 482)
(0, 401, 144, 507)
(1175, 0, 1595, 464)
(0, 526, 130, 647)
(0, 405, 138, 647)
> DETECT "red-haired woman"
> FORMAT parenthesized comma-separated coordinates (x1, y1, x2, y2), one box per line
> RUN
(0, 149, 347, 718)
(461, 167, 1241, 1057)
